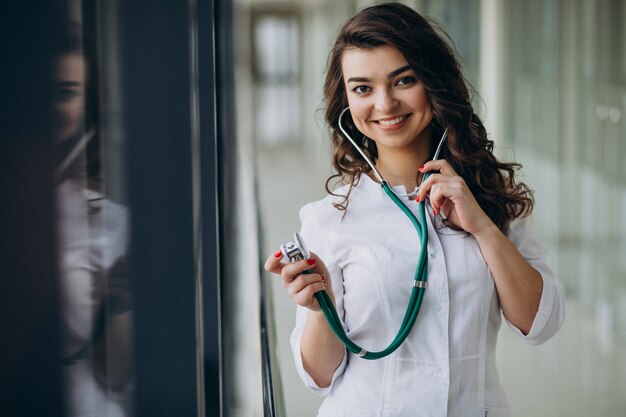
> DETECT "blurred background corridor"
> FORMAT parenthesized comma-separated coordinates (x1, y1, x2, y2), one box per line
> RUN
(243, 0, 626, 416)
(1, 0, 624, 416)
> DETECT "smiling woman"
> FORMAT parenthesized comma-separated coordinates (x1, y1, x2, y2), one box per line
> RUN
(263, 3, 564, 417)
(342, 46, 433, 182)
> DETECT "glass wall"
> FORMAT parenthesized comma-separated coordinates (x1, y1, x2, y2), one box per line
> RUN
(1, 1, 227, 415)
(238, 0, 626, 416)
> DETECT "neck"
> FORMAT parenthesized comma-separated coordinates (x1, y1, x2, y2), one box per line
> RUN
(373, 135, 431, 192)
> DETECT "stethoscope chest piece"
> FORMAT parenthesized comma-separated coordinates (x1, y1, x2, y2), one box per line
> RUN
(280, 232, 310, 263)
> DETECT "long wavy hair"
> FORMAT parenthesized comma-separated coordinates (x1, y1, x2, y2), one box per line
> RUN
(323, 2, 533, 230)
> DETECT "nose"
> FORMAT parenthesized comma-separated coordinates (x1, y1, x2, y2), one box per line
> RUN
(374, 88, 398, 114)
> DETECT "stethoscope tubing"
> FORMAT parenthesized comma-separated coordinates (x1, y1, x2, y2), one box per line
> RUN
(303, 107, 444, 360)
(311, 181, 429, 360)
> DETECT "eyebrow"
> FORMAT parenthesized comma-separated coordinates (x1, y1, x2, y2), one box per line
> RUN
(56, 81, 82, 87)
(346, 65, 412, 83)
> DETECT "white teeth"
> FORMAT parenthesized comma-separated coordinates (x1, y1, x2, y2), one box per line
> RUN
(379, 115, 406, 126)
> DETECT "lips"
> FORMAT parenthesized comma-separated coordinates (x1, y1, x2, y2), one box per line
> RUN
(376, 115, 408, 126)
(373, 114, 412, 130)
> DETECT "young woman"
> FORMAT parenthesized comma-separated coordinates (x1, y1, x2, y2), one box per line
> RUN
(265, 3, 564, 416)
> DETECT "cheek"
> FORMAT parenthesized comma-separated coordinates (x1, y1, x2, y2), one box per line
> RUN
(417, 90, 433, 117)
(424, 104, 434, 123)
(55, 99, 83, 124)
(409, 91, 434, 125)
(347, 100, 369, 131)
(68, 97, 84, 119)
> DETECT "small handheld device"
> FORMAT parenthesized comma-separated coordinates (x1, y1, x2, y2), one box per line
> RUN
(280, 233, 310, 264)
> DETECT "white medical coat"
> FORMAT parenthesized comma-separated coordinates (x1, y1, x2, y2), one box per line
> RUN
(57, 178, 130, 417)
(291, 174, 564, 417)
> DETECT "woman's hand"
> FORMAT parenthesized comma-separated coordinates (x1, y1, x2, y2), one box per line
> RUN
(416, 159, 496, 236)
(266, 249, 345, 388)
(264, 250, 333, 312)
(418, 160, 544, 333)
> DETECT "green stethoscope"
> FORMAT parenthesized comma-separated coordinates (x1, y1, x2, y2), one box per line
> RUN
(280, 107, 448, 360)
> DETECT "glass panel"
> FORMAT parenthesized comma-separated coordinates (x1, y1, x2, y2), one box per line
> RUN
(55, 2, 134, 415)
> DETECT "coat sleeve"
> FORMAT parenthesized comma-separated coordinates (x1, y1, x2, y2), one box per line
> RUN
(289, 203, 348, 396)
(504, 215, 565, 345)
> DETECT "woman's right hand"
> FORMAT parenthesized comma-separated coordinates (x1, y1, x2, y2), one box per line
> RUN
(264, 250, 334, 312)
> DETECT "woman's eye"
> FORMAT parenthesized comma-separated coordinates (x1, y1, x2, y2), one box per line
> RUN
(396, 76, 416, 86)
(352, 85, 371, 94)
(55, 88, 79, 102)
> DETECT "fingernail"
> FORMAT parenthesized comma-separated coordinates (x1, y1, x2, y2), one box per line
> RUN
(323, 283, 327, 289)
(416, 194, 422, 203)
(320, 275, 326, 281)
(274, 250, 282, 258)
(306, 259, 316, 265)
(434, 207, 439, 216)
(418, 165, 425, 171)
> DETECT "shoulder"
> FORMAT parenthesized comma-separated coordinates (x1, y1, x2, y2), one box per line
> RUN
(300, 174, 374, 227)
(299, 185, 348, 227)
(504, 214, 534, 238)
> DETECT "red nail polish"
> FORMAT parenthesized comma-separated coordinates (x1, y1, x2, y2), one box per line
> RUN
(418, 165, 425, 171)
(274, 250, 282, 258)
(306, 259, 316, 265)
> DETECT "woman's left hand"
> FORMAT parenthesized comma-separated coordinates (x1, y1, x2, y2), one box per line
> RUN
(415, 159, 495, 236)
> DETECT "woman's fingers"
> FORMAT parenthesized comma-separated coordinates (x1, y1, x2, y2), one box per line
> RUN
(426, 177, 466, 212)
(265, 248, 332, 311)
(279, 257, 318, 287)
(416, 170, 494, 234)
(416, 172, 444, 204)
(264, 249, 285, 274)
(293, 280, 327, 309)
(439, 197, 455, 220)
(264, 250, 318, 280)
(287, 272, 326, 297)
(419, 158, 457, 176)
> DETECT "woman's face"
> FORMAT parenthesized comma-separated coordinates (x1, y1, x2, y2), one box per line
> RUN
(341, 45, 433, 155)
(53, 53, 87, 142)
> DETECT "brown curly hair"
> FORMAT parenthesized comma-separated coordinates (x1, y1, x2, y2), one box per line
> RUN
(322, 2, 533, 230)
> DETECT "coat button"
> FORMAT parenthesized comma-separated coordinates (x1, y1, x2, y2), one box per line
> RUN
(428, 250, 435, 259)
(434, 304, 442, 312)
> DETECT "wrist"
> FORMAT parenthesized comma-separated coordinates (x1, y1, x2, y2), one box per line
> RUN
(471, 220, 500, 242)
(307, 309, 333, 331)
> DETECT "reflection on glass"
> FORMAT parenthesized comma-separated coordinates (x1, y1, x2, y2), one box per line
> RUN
(53, 19, 133, 416)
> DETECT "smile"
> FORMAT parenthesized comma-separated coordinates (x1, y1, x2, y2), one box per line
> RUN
(376, 115, 408, 126)
(375, 114, 410, 127)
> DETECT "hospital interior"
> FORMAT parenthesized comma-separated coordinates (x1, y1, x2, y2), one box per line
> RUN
(1, 0, 625, 416)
